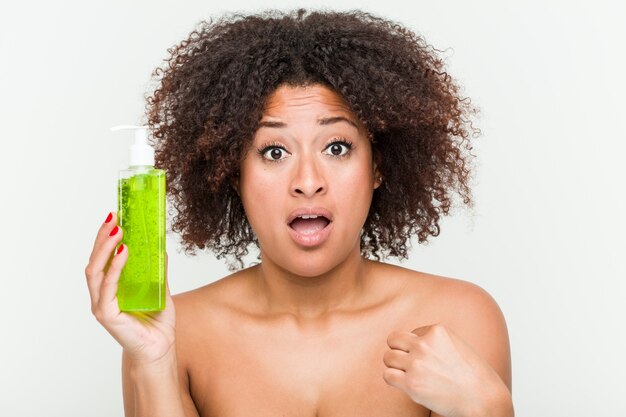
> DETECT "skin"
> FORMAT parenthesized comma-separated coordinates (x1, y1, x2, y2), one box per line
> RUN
(86, 84, 513, 417)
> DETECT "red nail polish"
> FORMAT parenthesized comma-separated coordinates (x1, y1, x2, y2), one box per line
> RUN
(109, 225, 119, 236)
(117, 244, 124, 254)
(105, 212, 113, 223)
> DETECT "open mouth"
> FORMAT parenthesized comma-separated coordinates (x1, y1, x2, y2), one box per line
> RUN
(288, 215, 331, 235)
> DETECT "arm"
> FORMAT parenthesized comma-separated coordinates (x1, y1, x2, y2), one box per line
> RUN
(430, 282, 514, 417)
(86, 213, 196, 416)
(122, 347, 200, 417)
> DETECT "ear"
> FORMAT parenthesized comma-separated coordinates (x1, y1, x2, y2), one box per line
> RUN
(373, 167, 382, 189)
(372, 148, 383, 190)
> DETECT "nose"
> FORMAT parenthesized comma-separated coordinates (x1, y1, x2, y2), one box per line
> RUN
(290, 152, 327, 198)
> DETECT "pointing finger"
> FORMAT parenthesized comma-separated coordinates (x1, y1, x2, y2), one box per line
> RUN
(387, 330, 416, 353)
(89, 212, 118, 264)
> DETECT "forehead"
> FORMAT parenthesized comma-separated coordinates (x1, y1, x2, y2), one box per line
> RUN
(261, 84, 355, 119)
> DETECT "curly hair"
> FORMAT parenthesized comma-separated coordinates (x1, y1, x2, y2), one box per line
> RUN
(145, 8, 480, 271)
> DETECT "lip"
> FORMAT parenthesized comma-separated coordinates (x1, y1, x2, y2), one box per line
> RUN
(286, 206, 334, 248)
(286, 207, 334, 225)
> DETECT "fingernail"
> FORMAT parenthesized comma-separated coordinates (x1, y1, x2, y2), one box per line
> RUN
(116, 244, 125, 254)
(109, 225, 119, 237)
(105, 212, 113, 223)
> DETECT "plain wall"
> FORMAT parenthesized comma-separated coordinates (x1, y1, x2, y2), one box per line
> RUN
(1, 0, 624, 415)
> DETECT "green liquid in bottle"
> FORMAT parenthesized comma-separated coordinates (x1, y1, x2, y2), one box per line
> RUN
(117, 168, 166, 311)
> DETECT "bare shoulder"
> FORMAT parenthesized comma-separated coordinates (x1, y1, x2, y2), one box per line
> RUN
(172, 268, 258, 356)
(171, 267, 253, 328)
(420, 270, 506, 321)
(370, 261, 497, 310)
(376, 262, 512, 391)
(379, 262, 507, 324)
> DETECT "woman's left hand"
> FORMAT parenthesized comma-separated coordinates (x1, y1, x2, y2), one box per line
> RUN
(382, 324, 512, 417)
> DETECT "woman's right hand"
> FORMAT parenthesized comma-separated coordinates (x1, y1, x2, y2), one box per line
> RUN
(85, 211, 177, 367)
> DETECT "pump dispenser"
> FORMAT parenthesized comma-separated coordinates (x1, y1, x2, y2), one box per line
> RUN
(111, 125, 166, 311)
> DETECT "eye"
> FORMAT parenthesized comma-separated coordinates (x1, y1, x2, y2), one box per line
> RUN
(257, 143, 289, 162)
(324, 140, 353, 158)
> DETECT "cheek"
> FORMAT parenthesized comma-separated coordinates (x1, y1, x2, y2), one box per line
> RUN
(335, 163, 375, 215)
(342, 158, 375, 191)
(239, 168, 283, 227)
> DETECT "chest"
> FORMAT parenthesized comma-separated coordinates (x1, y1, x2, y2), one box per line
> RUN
(185, 317, 430, 417)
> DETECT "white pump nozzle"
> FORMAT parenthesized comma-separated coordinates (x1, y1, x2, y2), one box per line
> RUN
(110, 125, 154, 167)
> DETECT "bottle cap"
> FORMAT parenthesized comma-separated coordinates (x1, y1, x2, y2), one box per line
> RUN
(110, 125, 154, 167)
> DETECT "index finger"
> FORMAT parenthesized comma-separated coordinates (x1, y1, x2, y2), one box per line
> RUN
(386, 330, 416, 353)
(89, 211, 118, 264)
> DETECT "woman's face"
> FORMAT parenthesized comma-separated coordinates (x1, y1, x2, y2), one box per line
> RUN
(236, 84, 381, 277)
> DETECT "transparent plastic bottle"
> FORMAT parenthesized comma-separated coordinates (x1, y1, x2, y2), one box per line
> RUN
(111, 125, 166, 311)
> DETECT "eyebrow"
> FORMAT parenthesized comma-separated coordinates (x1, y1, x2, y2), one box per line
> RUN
(257, 116, 359, 129)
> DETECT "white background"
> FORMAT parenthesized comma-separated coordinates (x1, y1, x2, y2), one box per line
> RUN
(1, 0, 624, 415)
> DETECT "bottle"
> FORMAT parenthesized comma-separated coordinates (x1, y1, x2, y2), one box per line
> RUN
(110, 125, 166, 311)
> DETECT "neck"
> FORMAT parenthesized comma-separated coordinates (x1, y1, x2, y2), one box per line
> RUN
(252, 248, 372, 320)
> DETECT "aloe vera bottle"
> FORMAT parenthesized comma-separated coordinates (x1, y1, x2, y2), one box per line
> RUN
(111, 125, 166, 311)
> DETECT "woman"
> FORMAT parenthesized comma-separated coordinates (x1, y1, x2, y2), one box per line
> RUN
(85, 9, 513, 417)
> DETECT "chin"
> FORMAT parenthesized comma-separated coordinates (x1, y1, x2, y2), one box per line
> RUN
(262, 246, 347, 278)
(287, 262, 335, 278)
